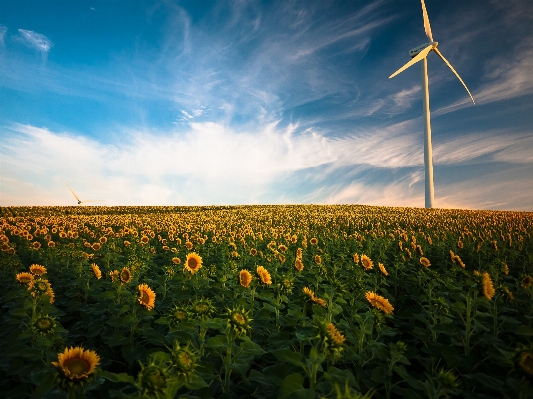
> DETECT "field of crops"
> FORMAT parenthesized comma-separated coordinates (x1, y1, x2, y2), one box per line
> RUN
(1, 204, 532, 399)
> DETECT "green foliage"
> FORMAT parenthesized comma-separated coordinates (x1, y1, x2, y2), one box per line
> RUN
(0, 204, 532, 398)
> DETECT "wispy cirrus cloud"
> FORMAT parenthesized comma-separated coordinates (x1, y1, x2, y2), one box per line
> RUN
(0, 25, 7, 46)
(2, 122, 531, 209)
(16, 29, 53, 52)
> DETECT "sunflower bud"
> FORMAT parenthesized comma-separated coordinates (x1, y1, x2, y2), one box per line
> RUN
(32, 314, 57, 336)
(226, 306, 253, 336)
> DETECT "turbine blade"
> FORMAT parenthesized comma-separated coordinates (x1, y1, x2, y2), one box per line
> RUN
(64, 182, 81, 201)
(421, 0, 434, 42)
(80, 200, 105, 203)
(433, 48, 475, 104)
(389, 45, 433, 79)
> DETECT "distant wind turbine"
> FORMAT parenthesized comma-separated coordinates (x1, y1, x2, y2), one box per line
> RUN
(64, 183, 105, 205)
(389, 0, 475, 208)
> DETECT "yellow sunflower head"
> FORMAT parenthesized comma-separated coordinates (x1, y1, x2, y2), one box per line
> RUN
(185, 252, 202, 274)
(29, 264, 47, 276)
(378, 263, 388, 276)
(361, 255, 373, 270)
(138, 283, 156, 311)
(309, 237, 318, 245)
(239, 269, 253, 288)
(519, 350, 533, 377)
(91, 264, 102, 280)
(16, 272, 34, 284)
(303, 286, 315, 300)
(120, 267, 132, 284)
(256, 266, 272, 285)
(294, 258, 304, 272)
(352, 253, 359, 264)
(365, 291, 394, 315)
(420, 257, 431, 267)
(313, 254, 322, 265)
(481, 272, 495, 300)
(51, 347, 100, 381)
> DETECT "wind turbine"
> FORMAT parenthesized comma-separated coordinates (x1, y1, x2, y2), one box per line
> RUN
(64, 183, 105, 205)
(389, 0, 475, 208)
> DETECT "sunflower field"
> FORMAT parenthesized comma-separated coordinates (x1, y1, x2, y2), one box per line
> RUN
(1, 204, 533, 399)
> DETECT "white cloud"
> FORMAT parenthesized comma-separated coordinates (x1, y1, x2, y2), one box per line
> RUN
(2, 122, 531, 209)
(0, 25, 7, 46)
(17, 29, 53, 52)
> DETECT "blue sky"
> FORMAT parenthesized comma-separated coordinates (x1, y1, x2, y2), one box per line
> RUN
(1, 0, 532, 210)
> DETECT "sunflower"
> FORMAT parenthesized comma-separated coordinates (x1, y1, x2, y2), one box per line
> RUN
(91, 264, 102, 280)
(522, 275, 533, 289)
(33, 241, 41, 250)
(457, 240, 464, 249)
(365, 291, 394, 314)
(99, 236, 107, 244)
(16, 272, 34, 284)
(29, 264, 47, 276)
(172, 257, 181, 265)
(170, 342, 199, 376)
(519, 351, 533, 376)
(185, 241, 193, 250)
(454, 255, 465, 268)
(312, 296, 327, 308)
(378, 263, 388, 276)
(326, 323, 345, 346)
(294, 258, 304, 272)
(123, 240, 131, 247)
(482, 272, 495, 300)
(184, 252, 202, 274)
(449, 250, 456, 262)
(249, 248, 257, 256)
(296, 248, 303, 258)
(190, 298, 215, 320)
(137, 361, 169, 397)
(138, 284, 156, 310)
(32, 315, 57, 336)
(310, 237, 318, 245)
(361, 255, 373, 270)
(502, 264, 509, 275)
(314, 254, 322, 265)
(91, 242, 101, 251)
(48, 241, 55, 248)
(109, 270, 119, 282)
(239, 269, 252, 288)
(256, 266, 272, 285)
(51, 347, 100, 381)
(420, 257, 431, 267)
(303, 287, 315, 301)
(226, 306, 253, 336)
(140, 235, 150, 245)
(120, 267, 132, 284)
(502, 287, 514, 302)
(170, 305, 189, 325)
(352, 253, 359, 264)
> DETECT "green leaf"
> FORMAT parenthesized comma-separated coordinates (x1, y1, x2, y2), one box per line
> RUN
(271, 348, 305, 367)
(463, 373, 504, 392)
(279, 373, 314, 399)
(100, 371, 136, 384)
(184, 374, 209, 390)
(515, 325, 533, 337)
(370, 367, 387, 383)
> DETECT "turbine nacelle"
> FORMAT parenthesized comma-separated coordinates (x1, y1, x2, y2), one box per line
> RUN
(409, 42, 438, 58)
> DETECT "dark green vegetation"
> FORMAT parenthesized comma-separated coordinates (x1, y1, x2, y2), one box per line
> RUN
(1, 205, 533, 398)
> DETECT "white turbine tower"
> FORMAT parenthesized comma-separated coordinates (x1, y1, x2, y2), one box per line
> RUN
(389, 0, 475, 208)
(65, 183, 105, 205)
